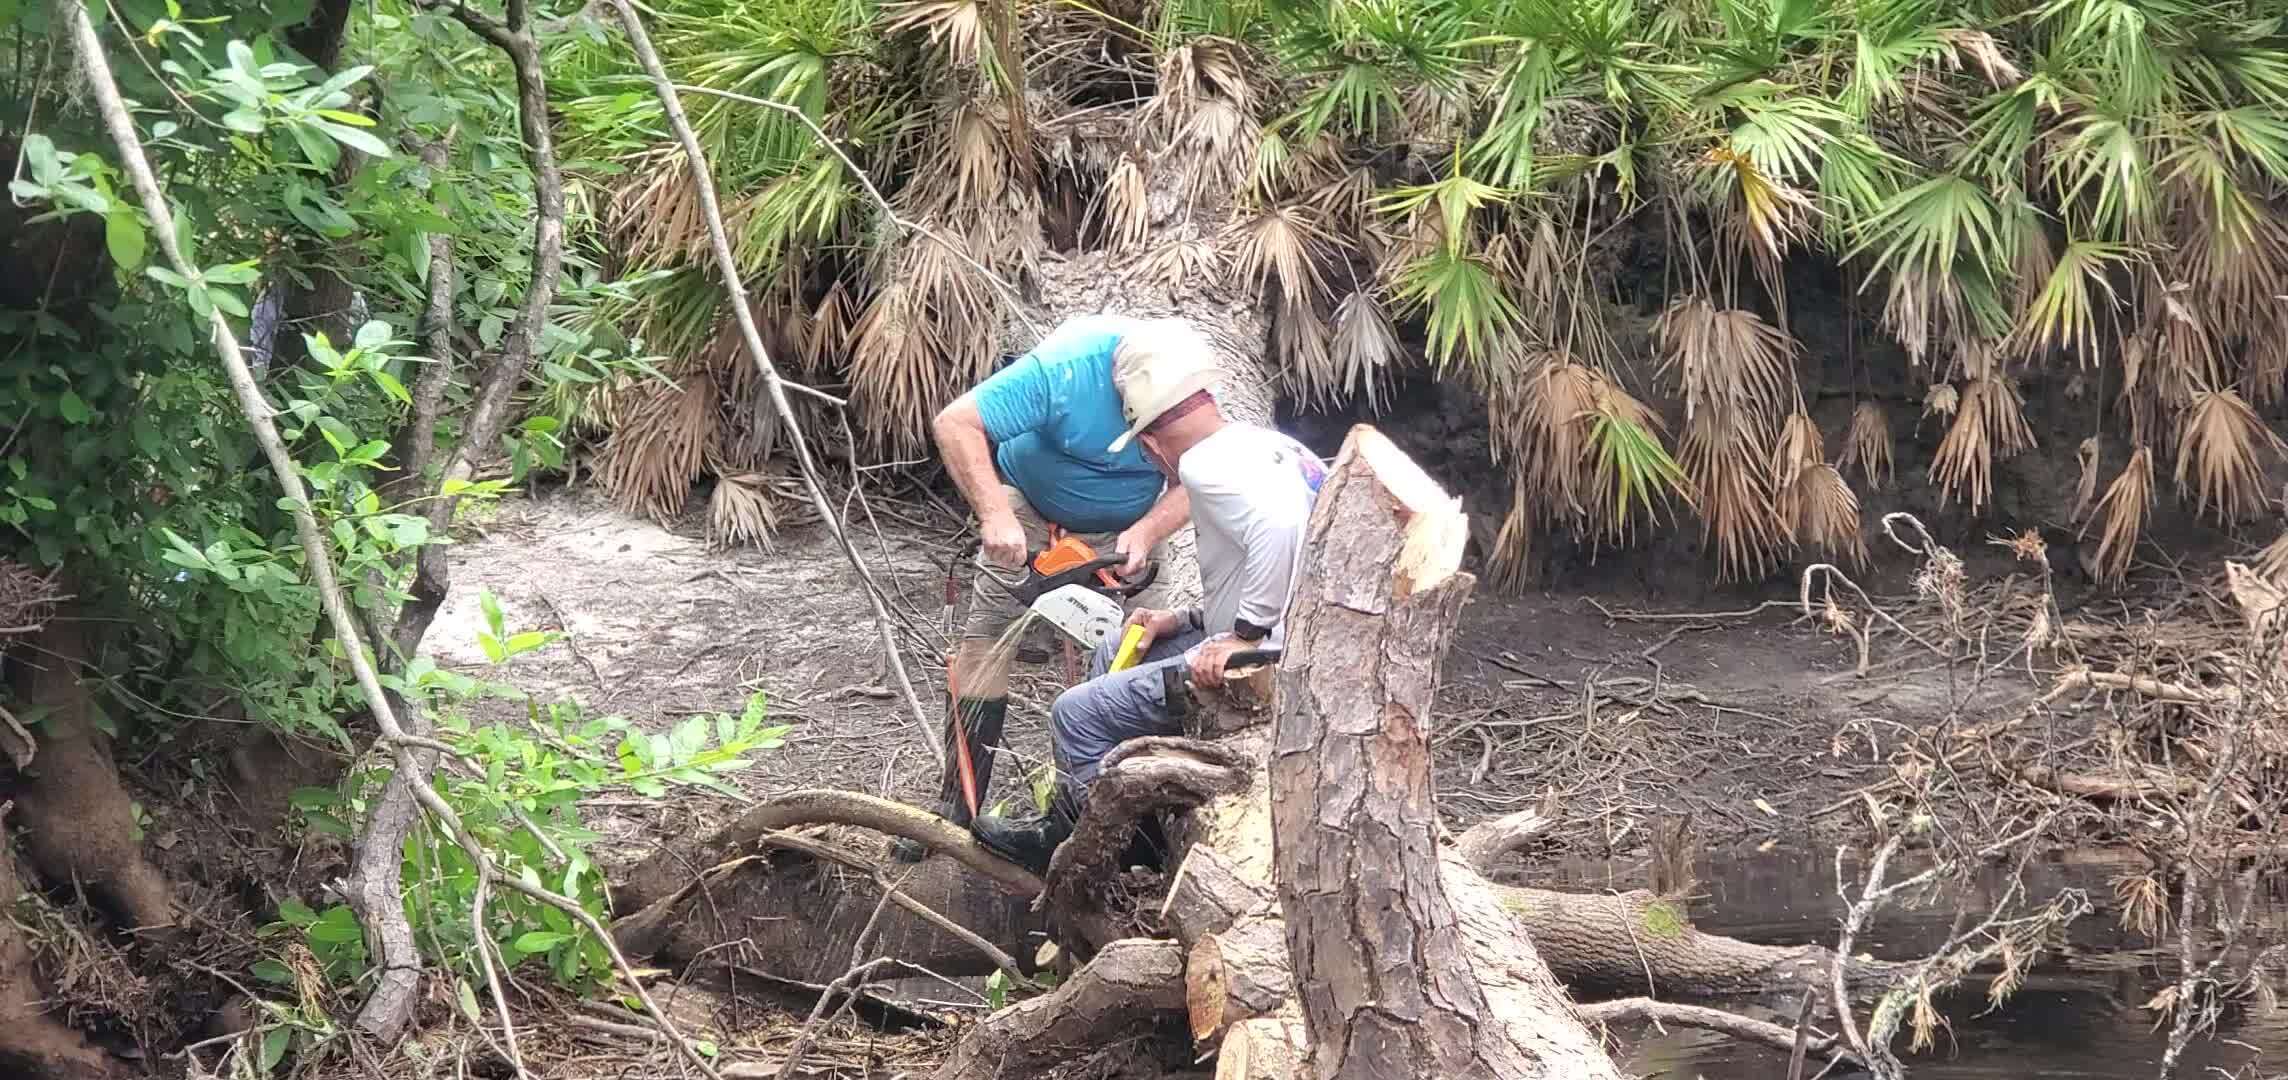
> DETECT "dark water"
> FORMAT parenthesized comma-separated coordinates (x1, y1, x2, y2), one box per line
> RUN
(1530, 847, 2288, 1079)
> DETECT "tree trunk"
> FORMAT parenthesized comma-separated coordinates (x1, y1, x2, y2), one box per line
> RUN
(1269, 425, 1617, 1080)
(1215, 1017, 1308, 1080)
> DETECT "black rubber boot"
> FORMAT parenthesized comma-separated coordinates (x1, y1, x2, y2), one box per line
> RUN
(889, 698, 1008, 863)
(970, 786, 1081, 876)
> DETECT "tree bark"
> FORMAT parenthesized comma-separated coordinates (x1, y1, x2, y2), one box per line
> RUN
(1270, 425, 1616, 1080)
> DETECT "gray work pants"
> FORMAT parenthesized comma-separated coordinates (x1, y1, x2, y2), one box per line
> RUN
(1049, 626, 1209, 790)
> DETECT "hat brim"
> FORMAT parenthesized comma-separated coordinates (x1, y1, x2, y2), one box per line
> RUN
(1107, 372, 1218, 454)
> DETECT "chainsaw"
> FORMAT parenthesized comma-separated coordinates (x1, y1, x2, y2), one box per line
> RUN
(1006, 533, 1159, 655)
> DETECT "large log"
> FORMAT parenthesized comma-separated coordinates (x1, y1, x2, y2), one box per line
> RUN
(1268, 426, 1620, 1079)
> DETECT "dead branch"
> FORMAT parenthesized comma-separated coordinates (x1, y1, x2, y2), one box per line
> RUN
(1453, 809, 1551, 873)
(1577, 998, 1862, 1071)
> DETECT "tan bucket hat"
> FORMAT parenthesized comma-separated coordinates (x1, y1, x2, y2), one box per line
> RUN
(1106, 319, 1219, 453)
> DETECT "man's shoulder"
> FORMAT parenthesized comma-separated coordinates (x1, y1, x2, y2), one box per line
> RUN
(1182, 424, 1327, 489)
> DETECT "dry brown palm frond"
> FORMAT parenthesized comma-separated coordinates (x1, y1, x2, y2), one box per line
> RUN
(1327, 289, 1401, 412)
(883, 0, 986, 64)
(1305, 165, 1378, 233)
(1771, 413, 1866, 565)
(1229, 203, 1332, 304)
(806, 280, 857, 374)
(1098, 156, 1151, 252)
(1273, 294, 1335, 405)
(947, 103, 1007, 207)
(849, 280, 945, 453)
(2173, 387, 2286, 524)
(1930, 375, 2037, 512)
(1140, 236, 1224, 292)
(2142, 287, 2225, 408)
(2258, 527, 2288, 584)
(1794, 465, 1867, 566)
(1171, 97, 1260, 205)
(2087, 446, 2154, 587)
(708, 472, 782, 550)
(1839, 402, 1894, 490)
(609, 149, 706, 271)
(1653, 298, 1797, 429)
(1486, 474, 1538, 594)
(596, 372, 718, 523)
(1938, 28, 2023, 86)
(1681, 428, 1784, 581)
(2244, 306, 2288, 406)
(2072, 436, 2102, 523)
(1878, 268, 1987, 365)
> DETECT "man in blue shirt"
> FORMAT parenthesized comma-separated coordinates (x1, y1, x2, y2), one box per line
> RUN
(890, 315, 1201, 861)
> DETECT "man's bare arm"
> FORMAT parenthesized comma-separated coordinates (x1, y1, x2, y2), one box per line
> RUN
(1114, 484, 1190, 575)
(933, 395, 1026, 566)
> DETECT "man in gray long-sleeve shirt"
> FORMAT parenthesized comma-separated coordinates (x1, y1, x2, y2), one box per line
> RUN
(969, 345, 1325, 873)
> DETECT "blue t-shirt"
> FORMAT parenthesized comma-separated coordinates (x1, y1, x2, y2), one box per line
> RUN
(971, 315, 1167, 533)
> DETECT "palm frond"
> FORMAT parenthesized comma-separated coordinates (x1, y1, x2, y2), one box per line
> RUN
(2010, 238, 2135, 361)
(2173, 387, 2286, 524)
(1929, 374, 2037, 512)
(709, 472, 783, 549)
(2087, 445, 2154, 587)
(1229, 203, 1334, 303)
(596, 372, 719, 522)
(1652, 298, 1797, 429)
(1327, 289, 1401, 411)
(1840, 401, 1895, 490)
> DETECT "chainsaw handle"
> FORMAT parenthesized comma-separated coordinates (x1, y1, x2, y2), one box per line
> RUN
(1224, 649, 1281, 671)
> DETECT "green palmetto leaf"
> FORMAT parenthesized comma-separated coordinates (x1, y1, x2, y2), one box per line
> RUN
(1720, 84, 1846, 183)
(1848, 172, 2013, 282)
(1961, 74, 2068, 186)
(2012, 238, 2136, 359)
(1466, 44, 1563, 188)
(1391, 245, 1524, 370)
(2049, 107, 2154, 235)
(1272, 0, 1467, 138)
(1375, 163, 1511, 246)
(2034, 0, 2188, 110)
(2173, 23, 2288, 107)
(2201, 106, 2288, 181)
(1816, 131, 1910, 243)
(1841, 18, 1948, 117)
(1588, 406, 1690, 536)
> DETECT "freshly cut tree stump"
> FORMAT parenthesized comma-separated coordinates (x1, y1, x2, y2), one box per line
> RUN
(1215, 1017, 1308, 1080)
(1185, 914, 1290, 1042)
(1268, 426, 1620, 1080)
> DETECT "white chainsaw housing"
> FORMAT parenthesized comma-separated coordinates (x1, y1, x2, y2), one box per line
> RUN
(1028, 583, 1126, 650)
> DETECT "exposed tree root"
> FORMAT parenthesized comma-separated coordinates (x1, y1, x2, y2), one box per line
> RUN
(1040, 737, 1250, 952)
(8, 619, 175, 935)
(928, 938, 1186, 1080)
(0, 820, 119, 1080)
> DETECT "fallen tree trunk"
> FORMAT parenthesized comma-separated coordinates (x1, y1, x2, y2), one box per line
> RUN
(1268, 425, 1616, 1078)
